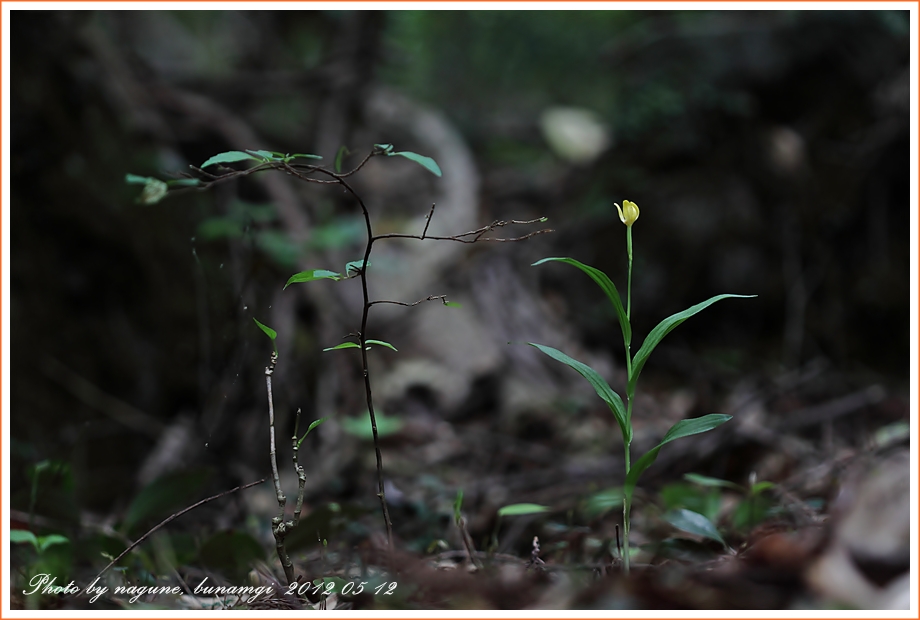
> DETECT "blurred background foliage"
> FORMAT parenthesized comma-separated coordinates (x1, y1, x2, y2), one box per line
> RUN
(10, 9, 910, 608)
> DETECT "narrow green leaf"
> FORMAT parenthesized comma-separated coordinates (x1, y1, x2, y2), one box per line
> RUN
(663, 508, 728, 549)
(297, 417, 329, 448)
(498, 503, 549, 517)
(37, 534, 70, 553)
(340, 411, 403, 439)
(374, 143, 394, 153)
(527, 343, 629, 443)
(583, 487, 623, 519)
(389, 151, 442, 177)
(444, 301, 462, 308)
(253, 318, 278, 355)
(166, 178, 201, 187)
(684, 473, 742, 491)
(288, 153, 323, 160)
(453, 489, 464, 524)
(629, 294, 756, 396)
(334, 146, 349, 173)
(245, 149, 275, 161)
(125, 173, 154, 185)
(10, 530, 39, 550)
(365, 339, 398, 351)
(200, 151, 262, 168)
(625, 414, 733, 506)
(532, 258, 631, 349)
(283, 269, 343, 290)
(750, 481, 775, 495)
(323, 342, 360, 352)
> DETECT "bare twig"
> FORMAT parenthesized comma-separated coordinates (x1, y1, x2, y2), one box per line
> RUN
(368, 295, 449, 308)
(91, 478, 266, 584)
(185, 148, 551, 554)
(265, 352, 296, 586)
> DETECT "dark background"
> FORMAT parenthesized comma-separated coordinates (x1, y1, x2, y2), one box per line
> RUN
(9, 9, 911, 607)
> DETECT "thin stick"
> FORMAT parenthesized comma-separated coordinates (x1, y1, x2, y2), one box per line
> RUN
(368, 295, 449, 308)
(421, 203, 436, 239)
(265, 352, 295, 585)
(91, 478, 266, 583)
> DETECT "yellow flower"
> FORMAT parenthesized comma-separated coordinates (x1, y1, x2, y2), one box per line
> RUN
(616, 200, 639, 227)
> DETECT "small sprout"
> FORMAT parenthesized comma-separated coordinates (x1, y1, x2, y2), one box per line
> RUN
(138, 178, 168, 205)
(253, 318, 278, 355)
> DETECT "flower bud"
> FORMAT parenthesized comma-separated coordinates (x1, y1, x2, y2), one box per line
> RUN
(616, 200, 639, 227)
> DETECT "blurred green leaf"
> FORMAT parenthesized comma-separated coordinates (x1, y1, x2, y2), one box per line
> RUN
(660, 483, 721, 523)
(284, 269, 343, 290)
(122, 469, 212, 535)
(663, 508, 728, 549)
(322, 342, 360, 352)
(334, 146, 349, 173)
(444, 301, 462, 308)
(198, 530, 264, 581)
(11, 530, 39, 551)
(288, 153, 322, 160)
(198, 218, 244, 240)
(684, 473, 742, 491)
(200, 151, 261, 168)
(388, 150, 442, 177)
(245, 149, 275, 161)
(583, 487, 622, 519)
(498, 503, 549, 517)
(453, 489, 464, 524)
(125, 173, 154, 185)
(138, 178, 168, 205)
(340, 412, 404, 439)
(37, 534, 70, 553)
(365, 339, 398, 351)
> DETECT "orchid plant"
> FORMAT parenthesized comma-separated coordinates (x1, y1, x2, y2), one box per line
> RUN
(528, 200, 755, 573)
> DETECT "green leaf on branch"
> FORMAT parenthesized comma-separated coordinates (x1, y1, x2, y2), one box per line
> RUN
(297, 417, 329, 448)
(166, 178, 201, 187)
(288, 153, 323, 161)
(284, 269, 343, 289)
(629, 294, 756, 397)
(201, 151, 262, 168)
(323, 342, 360, 352)
(532, 258, 631, 349)
(365, 339, 398, 351)
(125, 173, 155, 185)
(624, 414, 733, 506)
(344, 259, 370, 278)
(527, 343, 630, 443)
(663, 508, 729, 549)
(253, 318, 278, 355)
(245, 149, 276, 161)
(374, 143, 394, 153)
(388, 151, 442, 177)
(444, 301, 462, 308)
(498, 503, 549, 517)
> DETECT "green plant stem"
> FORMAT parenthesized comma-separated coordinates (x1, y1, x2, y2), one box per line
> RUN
(623, 225, 635, 575)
